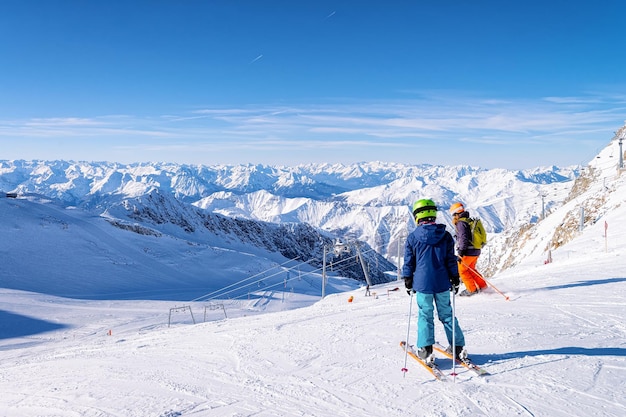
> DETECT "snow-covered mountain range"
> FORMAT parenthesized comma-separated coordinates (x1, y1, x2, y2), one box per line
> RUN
(1, 128, 625, 416)
(1, 128, 625, 298)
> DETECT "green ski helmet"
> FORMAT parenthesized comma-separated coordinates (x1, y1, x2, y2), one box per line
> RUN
(412, 199, 438, 222)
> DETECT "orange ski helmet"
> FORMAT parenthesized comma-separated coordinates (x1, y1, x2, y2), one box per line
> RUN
(449, 202, 465, 215)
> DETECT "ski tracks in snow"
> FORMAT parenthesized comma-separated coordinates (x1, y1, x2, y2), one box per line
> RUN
(448, 376, 536, 417)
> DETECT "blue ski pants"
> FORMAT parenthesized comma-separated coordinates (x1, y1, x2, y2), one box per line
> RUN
(416, 291, 465, 348)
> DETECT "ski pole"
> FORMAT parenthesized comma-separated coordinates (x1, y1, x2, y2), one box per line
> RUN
(451, 288, 457, 381)
(401, 291, 414, 377)
(459, 258, 509, 301)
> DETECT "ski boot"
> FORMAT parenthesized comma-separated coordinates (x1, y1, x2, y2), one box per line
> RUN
(417, 345, 435, 366)
(446, 345, 468, 362)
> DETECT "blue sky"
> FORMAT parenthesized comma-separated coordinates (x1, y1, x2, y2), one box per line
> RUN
(1, 1, 626, 169)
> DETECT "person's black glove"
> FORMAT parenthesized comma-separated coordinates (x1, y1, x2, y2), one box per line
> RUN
(450, 276, 460, 294)
(403, 276, 413, 295)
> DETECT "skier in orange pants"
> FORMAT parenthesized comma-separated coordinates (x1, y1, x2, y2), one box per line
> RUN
(457, 255, 486, 294)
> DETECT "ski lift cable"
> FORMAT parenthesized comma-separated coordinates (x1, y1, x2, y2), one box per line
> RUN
(212, 263, 328, 303)
(190, 257, 300, 302)
(198, 259, 319, 303)
(206, 262, 307, 300)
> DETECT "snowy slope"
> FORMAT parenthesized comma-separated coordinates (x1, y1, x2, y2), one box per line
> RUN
(1, 167, 625, 416)
(0, 211, 624, 416)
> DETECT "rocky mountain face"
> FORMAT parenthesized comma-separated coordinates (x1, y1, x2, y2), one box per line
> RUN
(103, 189, 395, 284)
(486, 131, 626, 275)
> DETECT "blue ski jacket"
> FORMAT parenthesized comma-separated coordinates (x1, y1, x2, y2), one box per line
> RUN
(402, 223, 460, 294)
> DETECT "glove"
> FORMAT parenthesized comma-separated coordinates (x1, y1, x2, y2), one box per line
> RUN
(403, 276, 414, 295)
(450, 276, 460, 294)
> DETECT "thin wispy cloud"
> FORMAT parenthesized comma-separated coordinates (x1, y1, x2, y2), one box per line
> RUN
(543, 96, 604, 104)
(25, 117, 105, 127)
(249, 54, 263, 64)
(1, 96, 621, 142)
(1, 91, 624, 168)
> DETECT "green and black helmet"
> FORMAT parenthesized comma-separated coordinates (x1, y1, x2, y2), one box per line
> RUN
(412, 199, 438, 222)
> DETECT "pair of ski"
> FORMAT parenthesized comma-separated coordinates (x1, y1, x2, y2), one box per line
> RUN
(400, 341, 489, 382)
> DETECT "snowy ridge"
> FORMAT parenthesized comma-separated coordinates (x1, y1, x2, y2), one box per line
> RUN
(1, 159, 580, 272)
(490, 132, 626, 272)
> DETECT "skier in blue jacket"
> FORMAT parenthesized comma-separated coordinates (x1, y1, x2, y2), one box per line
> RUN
(402, 199, 467, 363)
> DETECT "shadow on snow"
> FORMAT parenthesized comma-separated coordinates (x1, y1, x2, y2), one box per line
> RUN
(0, 310, 68, 341)
(541, 277, 626, 292)
(472, 346, 626, 367)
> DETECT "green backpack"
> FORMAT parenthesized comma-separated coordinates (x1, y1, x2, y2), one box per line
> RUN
(463, 217, 487, 249)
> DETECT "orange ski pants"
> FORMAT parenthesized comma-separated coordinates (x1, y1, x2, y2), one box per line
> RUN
(458, 255, 487, 293)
